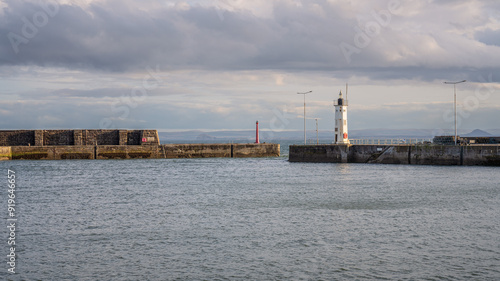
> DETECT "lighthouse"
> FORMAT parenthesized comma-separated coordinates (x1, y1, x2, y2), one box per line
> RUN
(334, 90, 349, 145)
(255, 121, 260, 144)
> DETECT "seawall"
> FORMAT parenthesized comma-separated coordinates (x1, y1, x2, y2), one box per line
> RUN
(0, 143, 280, 160)
(289, 144, 500, 166)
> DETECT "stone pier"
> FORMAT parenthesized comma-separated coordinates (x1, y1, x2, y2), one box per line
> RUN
(289, 144, 500, 166)
(0, 129, 279, 160)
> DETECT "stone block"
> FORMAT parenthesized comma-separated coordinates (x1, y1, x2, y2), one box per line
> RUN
(74, 130, 83, 146)
(34, 130, 44, 146)
(119, 130, 128, 145)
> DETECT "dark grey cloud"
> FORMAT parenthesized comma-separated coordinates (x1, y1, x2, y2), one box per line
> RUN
(1, 1, 185, 70)
(1, 0, 499, 80)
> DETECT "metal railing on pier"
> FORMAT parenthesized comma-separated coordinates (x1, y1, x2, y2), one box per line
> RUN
(302, 139, 433, 145)
(349, 138, 433, 145)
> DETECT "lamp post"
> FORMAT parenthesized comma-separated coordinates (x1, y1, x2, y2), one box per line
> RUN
(315, 118, 319, 145)
(444, 80, 466, 145)
(297, 91, 312, 144)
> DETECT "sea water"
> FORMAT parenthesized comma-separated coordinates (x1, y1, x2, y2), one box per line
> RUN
(0, 142, 499, 280)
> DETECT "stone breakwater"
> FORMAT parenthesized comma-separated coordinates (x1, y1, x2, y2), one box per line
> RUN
(0, 129, 160, 146)
(0, 143, 280, 160)
(0, 130, 280, 160)
(289, 144, 500, 166)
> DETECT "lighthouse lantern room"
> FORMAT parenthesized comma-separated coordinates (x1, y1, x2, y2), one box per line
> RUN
(334, 90, 350, 145)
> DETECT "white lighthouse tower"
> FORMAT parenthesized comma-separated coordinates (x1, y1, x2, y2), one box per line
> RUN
(334, 90, 350, 144)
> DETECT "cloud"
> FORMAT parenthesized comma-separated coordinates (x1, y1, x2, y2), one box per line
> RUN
(475, 28, 500, 47)
(349, 102, 500, 130)
(2, 79, 497, 131)
(1, 0, 499, 81)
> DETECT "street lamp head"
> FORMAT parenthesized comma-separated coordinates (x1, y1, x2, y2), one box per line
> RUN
(444, 80, 467, 84)
(297, 90, 312, 94)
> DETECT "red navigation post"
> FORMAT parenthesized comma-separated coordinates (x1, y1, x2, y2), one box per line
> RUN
(255, 121, 260, 144)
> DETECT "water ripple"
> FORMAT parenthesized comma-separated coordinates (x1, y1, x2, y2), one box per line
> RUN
(0, 158, 498, 280)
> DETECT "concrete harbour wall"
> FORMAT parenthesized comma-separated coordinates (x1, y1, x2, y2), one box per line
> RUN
(1, 143, 280, 161)
(161, 144, 231, 158)
(289, 144, 500, 166)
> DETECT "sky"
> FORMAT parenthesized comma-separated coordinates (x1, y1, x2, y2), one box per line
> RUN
(1, 0, 499, 135)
